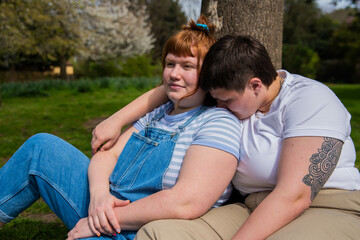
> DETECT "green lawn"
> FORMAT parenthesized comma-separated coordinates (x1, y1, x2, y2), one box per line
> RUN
(0, 81, 359, 239)
(0, 84, 155, 239)
(329, 84, 360, 169)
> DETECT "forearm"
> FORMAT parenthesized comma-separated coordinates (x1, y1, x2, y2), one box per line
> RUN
(114, 188, 209, 231)
(108, 86, 168, 127)
(232, 189, 310, 240)
(88, 151, 117, 196)
(113, 146, 237, 231)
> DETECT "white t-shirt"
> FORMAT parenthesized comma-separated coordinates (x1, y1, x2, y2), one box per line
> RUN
(232, 70, 360, 196)
(134, 102, 242, 206)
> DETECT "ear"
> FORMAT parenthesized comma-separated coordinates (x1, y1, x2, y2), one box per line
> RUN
(248, 78, 263, 95)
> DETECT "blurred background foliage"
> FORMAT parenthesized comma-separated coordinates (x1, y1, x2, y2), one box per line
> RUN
(0, 0, 359, 83)
(0, 0, 186, 81)
(283, 0, 360, 83)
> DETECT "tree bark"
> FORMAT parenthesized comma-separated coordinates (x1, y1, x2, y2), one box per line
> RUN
(60, 56, 68, 80)
(0, 84, 2, 107)
(201, 0, 284, 69)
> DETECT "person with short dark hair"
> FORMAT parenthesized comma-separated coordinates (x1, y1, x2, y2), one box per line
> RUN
(92, 35, 360, 240)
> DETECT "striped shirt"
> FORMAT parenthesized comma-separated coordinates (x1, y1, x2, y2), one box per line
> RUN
(134, 102, 242, 207)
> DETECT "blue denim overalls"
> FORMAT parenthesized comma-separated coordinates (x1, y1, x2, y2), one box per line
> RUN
(109, 105, 206, 239)
(0, 105, 206, 240)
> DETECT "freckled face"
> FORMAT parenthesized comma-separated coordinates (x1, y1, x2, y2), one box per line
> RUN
(163, 53, 206, 108)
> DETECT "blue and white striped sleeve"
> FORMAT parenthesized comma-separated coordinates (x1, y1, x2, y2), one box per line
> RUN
(192, 108, 242, 160)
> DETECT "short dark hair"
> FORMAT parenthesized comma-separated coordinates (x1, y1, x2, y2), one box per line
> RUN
(199, 35, 278, 91)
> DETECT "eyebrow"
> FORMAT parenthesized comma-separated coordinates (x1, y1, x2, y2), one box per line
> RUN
(165, 55, 197, 64)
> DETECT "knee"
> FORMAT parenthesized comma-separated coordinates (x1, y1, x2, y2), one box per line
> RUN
(27, 133, 57, 144)
(21, 133, 67, 160)
(25, 133, 62, 150)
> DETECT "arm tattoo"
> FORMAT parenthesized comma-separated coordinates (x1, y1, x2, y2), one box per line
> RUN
(302, 137, 343, 201)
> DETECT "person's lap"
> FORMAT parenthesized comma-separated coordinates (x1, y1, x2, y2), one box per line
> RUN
(268, 207, 360, 240)
(135, 189, 360, 240)
(135, 203, 250, 240)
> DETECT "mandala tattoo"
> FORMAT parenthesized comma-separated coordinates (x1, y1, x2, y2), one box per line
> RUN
(302, 137, 343, 201)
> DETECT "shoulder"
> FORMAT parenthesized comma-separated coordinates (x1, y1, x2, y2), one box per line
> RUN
(280, 72, 347, 115)
(283, 72, 338, 102)
(202, 106, 241, 121)
(195, 106, 242, 137)
(279, 71, 351, 140)
(200, 107, 242, 127)
(192, 107, 242, 160)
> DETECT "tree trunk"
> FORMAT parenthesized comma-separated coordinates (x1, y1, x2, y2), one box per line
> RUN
(0, 84, 2, 107)
(60, 56, 68, 80)
(201, 0, 284, 69)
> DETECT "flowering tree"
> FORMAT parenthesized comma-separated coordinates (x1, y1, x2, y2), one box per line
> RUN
(80, 0, 154, 61)
(0, 0, 153, 79)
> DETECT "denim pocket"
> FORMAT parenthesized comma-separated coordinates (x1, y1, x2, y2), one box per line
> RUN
(110, 132, 158, 189)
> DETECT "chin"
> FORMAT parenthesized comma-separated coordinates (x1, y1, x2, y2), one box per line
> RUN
(168, 93, 188, 103)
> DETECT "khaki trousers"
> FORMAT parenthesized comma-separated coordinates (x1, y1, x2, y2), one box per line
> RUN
(135, 189, 360, 240)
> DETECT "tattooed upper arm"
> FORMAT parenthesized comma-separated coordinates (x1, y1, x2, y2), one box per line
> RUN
(302, 137, 343, 201)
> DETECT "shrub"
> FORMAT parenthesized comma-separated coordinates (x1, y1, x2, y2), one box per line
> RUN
(119, 55, 162, 77)
(282, 43, 319, 79)
(73, 55, 162, 79)
(1, 77, 160, 98)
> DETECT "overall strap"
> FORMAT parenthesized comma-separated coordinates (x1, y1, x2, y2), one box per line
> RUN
(146, 104, 173, 127)
(177, 106, 207, 133)
(146, 104, 208, 133)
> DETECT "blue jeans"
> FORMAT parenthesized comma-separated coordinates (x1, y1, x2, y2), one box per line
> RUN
(0, 106, 205, 240)
(0, 133, 126, 239)
(0, 133, 90, 228)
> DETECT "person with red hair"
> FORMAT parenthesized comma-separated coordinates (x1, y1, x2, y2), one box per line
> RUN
(0, 17, 242, 240)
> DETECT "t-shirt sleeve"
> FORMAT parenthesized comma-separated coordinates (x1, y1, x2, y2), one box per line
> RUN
(283, 83, 351, 142)
(192, 108, 242, 160)
(133, 101, 173, 131)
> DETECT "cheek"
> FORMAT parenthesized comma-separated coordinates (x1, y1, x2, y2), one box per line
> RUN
(186, 73, 199, 87)
(228, 101, 249, 116)
(227, 101, 238, 111)
(162, 69, 169, 81)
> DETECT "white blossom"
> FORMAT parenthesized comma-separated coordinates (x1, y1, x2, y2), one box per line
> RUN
(79, 0, 154, 61)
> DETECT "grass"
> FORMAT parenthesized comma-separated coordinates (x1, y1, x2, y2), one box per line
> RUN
(0, 79, 359, 239)
(0, 77, 161, 160)
(328, 84, 360, 169)
(0, 77, 159, 239)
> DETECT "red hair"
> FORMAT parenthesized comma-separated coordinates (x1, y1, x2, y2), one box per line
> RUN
(161, 15, 216, 103)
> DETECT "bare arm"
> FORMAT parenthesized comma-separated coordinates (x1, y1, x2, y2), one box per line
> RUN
(87, 125, 138, 236)
(68, 145, 237, 239)
(232, 136, 342, 240)
(114, 145, 238, 230)
(91, 85, 168, 154)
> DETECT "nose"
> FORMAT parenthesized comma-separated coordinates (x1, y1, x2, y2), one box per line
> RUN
(170, 65, 181, 80)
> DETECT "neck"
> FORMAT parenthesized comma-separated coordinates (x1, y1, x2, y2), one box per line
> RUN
(258, 75, 283, 113)
(170, 104, 201, 115)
